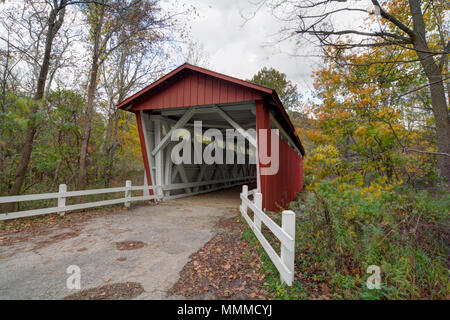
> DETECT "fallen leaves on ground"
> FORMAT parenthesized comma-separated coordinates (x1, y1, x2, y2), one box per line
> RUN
(168, 216, 268, 300)
(114, 240, 146, 251)
(64, 282, 144, 300)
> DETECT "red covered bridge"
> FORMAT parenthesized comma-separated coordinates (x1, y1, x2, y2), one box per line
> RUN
(118, 63, 305, 211)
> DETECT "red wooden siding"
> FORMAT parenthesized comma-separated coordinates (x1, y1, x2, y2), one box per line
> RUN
(256, 101, 303, 211)
(133, 72, 263, 110)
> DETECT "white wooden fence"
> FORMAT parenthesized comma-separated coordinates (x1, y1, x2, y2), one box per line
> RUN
(240, 185, 296, 286)
(0, 176, 255, 221)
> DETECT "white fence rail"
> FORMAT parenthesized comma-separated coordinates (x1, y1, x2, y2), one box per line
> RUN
(240, 185, 296, 286)
(0, 176, 255, 221)
(0, 181, 158, 221)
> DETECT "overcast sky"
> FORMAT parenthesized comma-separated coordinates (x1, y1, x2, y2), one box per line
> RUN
(169, 0, 324, 99)
(0, 0, 369, 101)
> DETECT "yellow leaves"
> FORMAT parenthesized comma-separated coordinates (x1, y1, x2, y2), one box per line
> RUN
(306, 128, 330, 144)
(354, 126, 367, 136)
(323, 145, 339, 158)
(355, 175, 364, 187)
(359, 177, 400, 200)
(309, 145, 340, 165)
(343, 208, 358, 220)
(334, 110, 351, 121)
(376, 107, 400, 120)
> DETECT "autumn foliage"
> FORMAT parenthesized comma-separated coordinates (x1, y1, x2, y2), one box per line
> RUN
(282, 30, 450, 300)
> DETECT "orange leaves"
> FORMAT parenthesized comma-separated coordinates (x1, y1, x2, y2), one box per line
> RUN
(304, 2, 441, 186)
(305, 128, 329, 145)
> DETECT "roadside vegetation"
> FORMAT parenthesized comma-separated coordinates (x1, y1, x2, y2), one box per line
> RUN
(0, 0, 192, 213)
(241, 0, 450, 300)
(242, 180, 449, 299)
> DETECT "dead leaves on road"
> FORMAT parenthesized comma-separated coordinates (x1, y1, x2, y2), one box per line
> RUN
(64, 282, 144, 300)
(115, 240, 146, 251)
(168, 216, 268, 299)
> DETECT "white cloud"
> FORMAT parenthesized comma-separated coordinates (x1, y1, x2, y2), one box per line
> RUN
(171, 0, 320, 97)
(162, 0, 370, 104)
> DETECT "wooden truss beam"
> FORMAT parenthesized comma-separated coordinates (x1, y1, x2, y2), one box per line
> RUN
(213, 106, 257, 148)
(151, 108, 195, 156)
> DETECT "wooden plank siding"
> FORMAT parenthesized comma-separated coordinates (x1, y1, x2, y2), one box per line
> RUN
(133, 71, 263, 110)
(256, 100, 303, 211)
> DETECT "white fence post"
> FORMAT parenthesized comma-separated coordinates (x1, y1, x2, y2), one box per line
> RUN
(125, 180, 132, 208)
(254, 192, 262, 232)
(240, 185, 248, 214)
(281, 210, 296, 286)
(58, 184, 67, 216)
(157, 185, 163, 201)
(143, 172, 149, 197)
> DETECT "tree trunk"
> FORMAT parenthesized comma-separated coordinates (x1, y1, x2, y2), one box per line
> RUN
(408, 0, 450, 182)
(78, 59, 100, 189)
(425, 70, 450, 181)
(104, 110, 121, 187)
(5, 1, 66, 212)
(78, 3, 105, 190)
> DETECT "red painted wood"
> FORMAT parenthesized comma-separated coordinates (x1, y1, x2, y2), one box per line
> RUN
(118, 63, 274, 109)
(191, 72, 198, 105)
(133, 72, 262, 110)
(256, 100, 303, 211)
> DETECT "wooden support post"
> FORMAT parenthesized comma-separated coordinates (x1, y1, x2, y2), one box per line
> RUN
(156, 186, 164, 201)
(154, 119, 164, 199)
(58, 184, 67, 216)
(254, 192, 262, 232)
(281, 210, 296, 286)
(219, 165, 227, 186)
(125, 180, 132, 208)
(171, 165, 179, 183)
(164, 145, 173, 197)
(140, 111, 156, 198)
(177, 165, 191, 193)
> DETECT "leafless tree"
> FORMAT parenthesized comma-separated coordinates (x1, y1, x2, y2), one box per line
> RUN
(99, 40, 170, 187)
(184, 40, 210, 68)
(78, 0, 184, 189)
